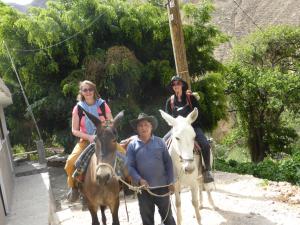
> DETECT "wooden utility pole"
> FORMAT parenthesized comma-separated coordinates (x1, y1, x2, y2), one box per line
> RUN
(166, 0, 191, 88)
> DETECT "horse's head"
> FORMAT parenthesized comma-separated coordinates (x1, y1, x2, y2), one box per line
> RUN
(79, 107, 124, 183)
(159, 108, 198, 174)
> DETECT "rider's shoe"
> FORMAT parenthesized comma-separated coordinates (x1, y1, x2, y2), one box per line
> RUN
(67, 188, 79, 202)
(203, 170, 214, 183)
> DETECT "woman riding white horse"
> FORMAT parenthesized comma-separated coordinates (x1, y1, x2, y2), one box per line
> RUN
(160, 108, 216, 225)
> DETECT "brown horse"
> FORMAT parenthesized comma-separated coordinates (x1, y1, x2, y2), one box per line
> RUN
(78, 108, 126, 225)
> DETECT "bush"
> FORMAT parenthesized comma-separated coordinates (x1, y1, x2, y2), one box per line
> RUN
(254, 158, 280, 181)
(215, 153, 300, 185)
(12, 144, 26, 155)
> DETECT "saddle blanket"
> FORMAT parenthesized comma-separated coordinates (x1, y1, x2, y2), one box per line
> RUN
(72, 143, 126, 183)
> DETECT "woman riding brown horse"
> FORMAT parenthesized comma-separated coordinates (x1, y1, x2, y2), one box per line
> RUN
(79, 107, 126, 225)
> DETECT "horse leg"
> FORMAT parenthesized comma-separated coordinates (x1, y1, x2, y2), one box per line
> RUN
(191, 185, 201, 225)
(197, 156, 204, 209)
(206, 190, 217, 210)
(109, 199, 120, 225)
(174, 188, 182, 225)
(198, 187, 203, 209)
(88, 204, 100, 225)
(100, 205, 107, 225)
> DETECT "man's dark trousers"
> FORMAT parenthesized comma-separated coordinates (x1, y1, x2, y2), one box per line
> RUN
(137, 187, 176, 225)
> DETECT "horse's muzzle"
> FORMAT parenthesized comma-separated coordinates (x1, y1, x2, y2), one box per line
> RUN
(96, 166, 114, 184)
(183, 161, 195, 174)
(97, 172, 113, 184)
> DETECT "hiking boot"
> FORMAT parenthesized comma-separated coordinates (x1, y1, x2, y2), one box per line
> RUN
(67, 188, 79, 202)
(203, 171, 214, 183)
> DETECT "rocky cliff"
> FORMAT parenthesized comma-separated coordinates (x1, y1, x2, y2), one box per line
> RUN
(211, 0, 300, 61)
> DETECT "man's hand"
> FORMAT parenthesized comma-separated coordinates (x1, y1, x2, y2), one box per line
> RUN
(139, 179, 149, 188)
(168, 184, 175, 194)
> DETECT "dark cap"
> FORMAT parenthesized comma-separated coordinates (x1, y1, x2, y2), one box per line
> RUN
(130, 113, 158, 131)
(167, 75, 188, 93)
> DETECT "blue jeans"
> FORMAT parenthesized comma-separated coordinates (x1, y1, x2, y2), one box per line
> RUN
(163, 127, 211, 170)
(137, 188, 176, 225)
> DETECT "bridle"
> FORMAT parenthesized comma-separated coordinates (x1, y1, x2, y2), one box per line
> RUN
(167, 138, 195, 163)
(95, 125, 118, 165)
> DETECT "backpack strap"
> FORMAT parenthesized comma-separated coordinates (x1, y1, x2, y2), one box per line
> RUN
(170, 95, 175, 111)
(78, 105, 84, 124)
(186, 92, 193, 110)
(99, 101, 106, 120)
(77, 102, 107, 126)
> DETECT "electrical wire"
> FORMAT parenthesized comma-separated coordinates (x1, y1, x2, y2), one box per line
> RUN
(11, 12, 104, 52)
(3, 40, 42, 140)
(232, 0, 263, 32)
(8, 0, 265, 53)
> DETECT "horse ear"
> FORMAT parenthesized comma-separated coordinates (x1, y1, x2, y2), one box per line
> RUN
(113, 110, 124, 128)
(78, 105, 101, 127)
(159, 109, 176, 126)
(187, 108, 198, 124)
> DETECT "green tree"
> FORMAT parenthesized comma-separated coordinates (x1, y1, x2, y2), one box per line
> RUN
(226, 25, 300, 163)
(0, 0, 227, 150)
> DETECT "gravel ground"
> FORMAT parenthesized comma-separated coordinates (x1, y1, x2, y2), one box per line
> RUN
(49, 166, 300, 225)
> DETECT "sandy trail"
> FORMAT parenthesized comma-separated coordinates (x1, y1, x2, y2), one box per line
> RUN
(49, 167, 300, 225)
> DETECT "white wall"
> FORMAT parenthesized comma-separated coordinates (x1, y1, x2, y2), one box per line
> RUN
(0, 102, 14, 220)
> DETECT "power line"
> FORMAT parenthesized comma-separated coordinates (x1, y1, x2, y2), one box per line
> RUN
(11, 12, 104, 52)
(232, 0, 263, 32)
(10, 1, 167, 53)
(147, 0, 167, 7)
(7, 0, 263, 54)
(3, 40, 42, 140)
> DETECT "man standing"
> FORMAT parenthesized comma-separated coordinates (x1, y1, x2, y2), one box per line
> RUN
(126, 113, 176, 225)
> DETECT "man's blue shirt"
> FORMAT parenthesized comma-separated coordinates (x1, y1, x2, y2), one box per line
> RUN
(126, 135, 174, 188)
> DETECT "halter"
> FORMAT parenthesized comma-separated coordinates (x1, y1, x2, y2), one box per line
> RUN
(179, 155, 194, 162)
(96, 156, 117, 177)
(167, 138, 195, 162)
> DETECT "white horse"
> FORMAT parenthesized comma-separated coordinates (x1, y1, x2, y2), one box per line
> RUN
(159, 108, 216, 225)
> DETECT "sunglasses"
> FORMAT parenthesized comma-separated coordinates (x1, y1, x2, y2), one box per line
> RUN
(81, 88, 94, 93)
(172, 81, 182, 86)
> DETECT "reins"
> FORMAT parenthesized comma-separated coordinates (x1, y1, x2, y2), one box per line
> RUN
(98, 162, 174, 195)
(97, 161, 174, 224)
(95, 142, 175, 224)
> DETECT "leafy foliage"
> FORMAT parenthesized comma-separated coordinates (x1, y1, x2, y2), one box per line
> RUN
(192, 72, 228, 131)
(225, 25, 300, 162)
(215, 152, 300, 185)
(0, 0, 226, 151)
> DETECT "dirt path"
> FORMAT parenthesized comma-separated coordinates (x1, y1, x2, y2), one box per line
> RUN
(49, 167, 300, 225)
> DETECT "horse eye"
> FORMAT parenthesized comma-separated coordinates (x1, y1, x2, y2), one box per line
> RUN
(175, 137, 180, 141)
